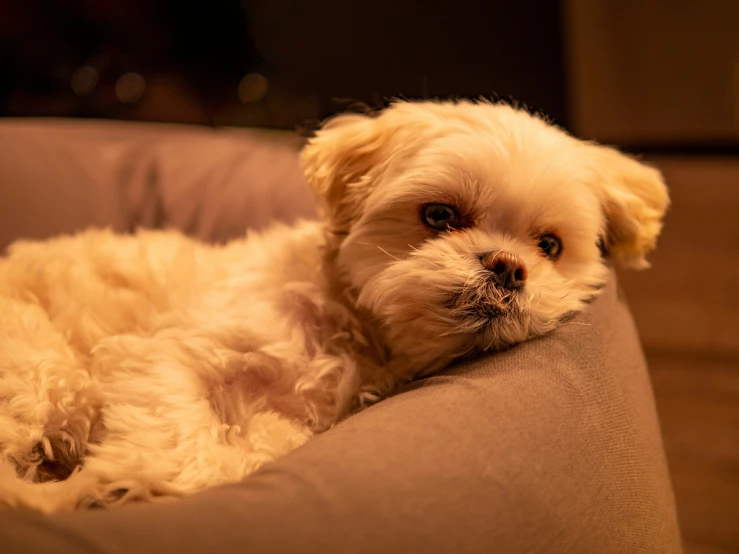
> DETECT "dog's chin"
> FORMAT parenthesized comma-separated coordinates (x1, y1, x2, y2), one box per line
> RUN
(358, 273, 539, 373)
(470, 308, 533, 354)
(441, 278, 527, 347)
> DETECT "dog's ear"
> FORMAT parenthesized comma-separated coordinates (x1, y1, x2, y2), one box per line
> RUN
(300, 113, 388, 231)
(588, 144, 670, 270)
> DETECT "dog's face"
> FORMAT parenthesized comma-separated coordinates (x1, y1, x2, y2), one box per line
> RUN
(302, 101, 668, 371)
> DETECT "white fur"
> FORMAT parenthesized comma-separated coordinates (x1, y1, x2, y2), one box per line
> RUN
(0, 100, 668, 512)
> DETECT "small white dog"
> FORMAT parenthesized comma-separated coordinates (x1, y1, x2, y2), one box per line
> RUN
(0, 100, 668, 512)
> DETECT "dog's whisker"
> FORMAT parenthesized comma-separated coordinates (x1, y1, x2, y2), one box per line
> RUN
(484, 333, 498, 351)
(377, 246, 402, 262)
(376, 245, 442, 270)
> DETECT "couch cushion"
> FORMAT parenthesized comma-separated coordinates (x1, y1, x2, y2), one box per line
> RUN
(0, 118, 316, 251)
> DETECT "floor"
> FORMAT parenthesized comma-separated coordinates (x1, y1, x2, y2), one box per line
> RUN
(619, 157, 739, 554)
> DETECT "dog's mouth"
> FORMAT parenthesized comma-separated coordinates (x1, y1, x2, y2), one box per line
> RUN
(443, 278, 523, 332)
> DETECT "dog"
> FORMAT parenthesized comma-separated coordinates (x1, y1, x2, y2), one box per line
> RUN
(0, 99, 669, 512)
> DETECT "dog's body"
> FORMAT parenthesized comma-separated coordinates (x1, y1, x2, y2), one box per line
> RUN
(0, 223, 382, 511)
(0, 100, 669, 512)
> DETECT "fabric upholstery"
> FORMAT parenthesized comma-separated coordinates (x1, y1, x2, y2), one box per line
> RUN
(0, 119, 682, 553)
(0, 118, 316, 251)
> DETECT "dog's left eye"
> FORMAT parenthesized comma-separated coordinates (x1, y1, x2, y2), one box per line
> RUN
(538, 234, 562, 260)
(422, 203, 462, 231)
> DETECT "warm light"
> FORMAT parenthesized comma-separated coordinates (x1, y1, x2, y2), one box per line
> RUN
(115, 73, 146, 103)
(70, 66, 99, 96)
(238, 73, 268, 103)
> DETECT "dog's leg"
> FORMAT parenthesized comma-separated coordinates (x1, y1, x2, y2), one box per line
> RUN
(293, 352, 361, 431)
(0, 295, 100, 512)
(0, 318, 360, 511)
(59, 332, 313, 509)
(0, 297, 100, 510)
(209, 346, 361, 432)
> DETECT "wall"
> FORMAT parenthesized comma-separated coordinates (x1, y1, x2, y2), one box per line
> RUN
(565, 0, 739, 144)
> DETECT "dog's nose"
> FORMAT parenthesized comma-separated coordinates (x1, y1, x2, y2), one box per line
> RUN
(480, 251, 527, 290)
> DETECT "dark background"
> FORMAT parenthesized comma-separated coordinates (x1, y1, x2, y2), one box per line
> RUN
(0, 1, 568, 129)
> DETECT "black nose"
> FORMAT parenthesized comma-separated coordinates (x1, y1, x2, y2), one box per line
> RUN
(480, 251, 527, 290)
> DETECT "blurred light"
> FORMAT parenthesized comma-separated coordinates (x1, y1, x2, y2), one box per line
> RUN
(70, 66, 99, 96)
(115, 73, 146, 103)
(238, 73, 268, 104)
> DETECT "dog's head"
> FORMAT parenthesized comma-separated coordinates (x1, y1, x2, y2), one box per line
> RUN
(302, 100, 668, 370)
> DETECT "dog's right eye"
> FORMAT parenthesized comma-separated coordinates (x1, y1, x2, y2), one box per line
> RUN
(422, 203, 462, 231)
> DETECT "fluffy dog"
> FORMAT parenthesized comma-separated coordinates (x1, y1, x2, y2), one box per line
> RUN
(0, 100, 669, 512)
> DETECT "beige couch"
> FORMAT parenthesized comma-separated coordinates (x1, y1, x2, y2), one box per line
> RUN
(0, 119, 682, 553)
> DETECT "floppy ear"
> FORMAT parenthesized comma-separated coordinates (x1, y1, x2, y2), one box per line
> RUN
(589, 145, 670, 270)
(300, 113, 388, 232)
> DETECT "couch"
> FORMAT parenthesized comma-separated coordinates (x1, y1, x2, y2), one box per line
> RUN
(0, 118, 682, 553)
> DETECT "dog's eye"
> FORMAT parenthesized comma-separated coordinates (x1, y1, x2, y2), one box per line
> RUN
(537, 234, 562, 260)
(422, 203, 461, 231)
